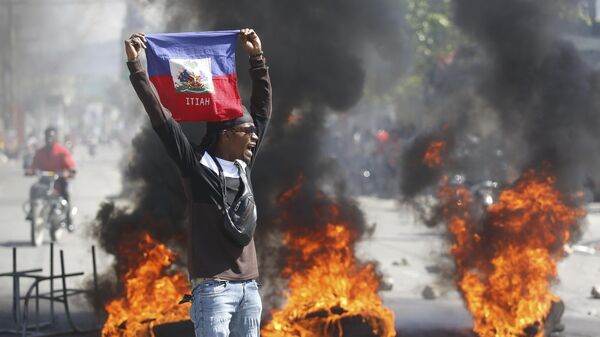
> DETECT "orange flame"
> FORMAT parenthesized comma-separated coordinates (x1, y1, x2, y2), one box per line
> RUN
(439, 170, 585, 337)
(101, 232, 190, 337)
(262, 182, 396, 337)
(423, 141, 446, 168)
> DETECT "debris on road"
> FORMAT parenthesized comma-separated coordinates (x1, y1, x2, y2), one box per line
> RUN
(422, 285, 438, 300)
(392, 258, 409, 267)
(591, 285, 600, 299)
(425, 264, 442, 274)
(380, 275, 394, 291)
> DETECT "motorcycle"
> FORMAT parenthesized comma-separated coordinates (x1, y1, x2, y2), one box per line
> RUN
(449, 173, 500, 220)
(470, 179, 499, 207)
(23, 171, 77, 246)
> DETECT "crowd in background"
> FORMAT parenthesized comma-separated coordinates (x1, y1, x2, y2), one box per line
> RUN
(324, 112, 416, 198)
(1, 101, 137, 165)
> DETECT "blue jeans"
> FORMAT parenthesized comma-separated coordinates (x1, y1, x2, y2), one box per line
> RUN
(190, 279, 262, 337)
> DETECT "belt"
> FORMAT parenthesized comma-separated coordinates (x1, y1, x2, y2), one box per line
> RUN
(190, 277, 257, 288)
(180, 278, 220, 304)
(181, 278, 232, 304)
(190, 277, 227, 288)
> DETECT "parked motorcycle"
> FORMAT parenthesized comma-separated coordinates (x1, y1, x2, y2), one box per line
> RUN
(23, 171, 77, 246)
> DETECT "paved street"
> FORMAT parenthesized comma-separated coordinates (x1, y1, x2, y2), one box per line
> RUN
(357, 198, 600, 336)
(0, 144, 123, 334)
(0, 144, 599, 336)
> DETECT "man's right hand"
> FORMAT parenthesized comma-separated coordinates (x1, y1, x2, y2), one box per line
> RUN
(125, 32, 147, 62)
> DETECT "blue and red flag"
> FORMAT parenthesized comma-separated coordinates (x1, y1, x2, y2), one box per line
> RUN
(145, 30, 243, 122)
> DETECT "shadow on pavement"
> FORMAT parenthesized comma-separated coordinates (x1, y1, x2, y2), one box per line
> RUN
(0, 241, 32, 248)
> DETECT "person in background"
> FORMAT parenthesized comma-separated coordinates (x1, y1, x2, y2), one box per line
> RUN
(26, 126, 77, 231)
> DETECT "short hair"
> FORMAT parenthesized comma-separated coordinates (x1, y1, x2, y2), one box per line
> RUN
(44, 126, 57, 135)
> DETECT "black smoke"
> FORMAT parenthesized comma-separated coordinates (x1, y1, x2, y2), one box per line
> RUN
(160, 0, 410, 226)
(401, 0, 600, 199)
(455, 0, 600, 193)
(396, 1, 595, 326)
(171, 0, 410, 314)
(89, 125, 189, 309)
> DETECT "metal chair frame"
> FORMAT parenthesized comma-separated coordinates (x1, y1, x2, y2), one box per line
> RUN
(0, 243, 101, 337)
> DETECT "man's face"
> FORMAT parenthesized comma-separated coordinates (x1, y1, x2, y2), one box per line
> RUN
(45, 130, 57, 147)
(224, 123, 258, 162)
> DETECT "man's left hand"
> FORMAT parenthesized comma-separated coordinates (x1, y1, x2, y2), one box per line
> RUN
(240, 28, 262, 57)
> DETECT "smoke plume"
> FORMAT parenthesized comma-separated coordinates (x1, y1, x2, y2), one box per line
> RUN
(401, 0, 600, 198)
(395, 2, 596, 332)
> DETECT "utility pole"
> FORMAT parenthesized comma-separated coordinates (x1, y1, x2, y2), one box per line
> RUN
(9, 0, 16, 144)
(0, 0, 21, 152)
(1, 0, 14, 146)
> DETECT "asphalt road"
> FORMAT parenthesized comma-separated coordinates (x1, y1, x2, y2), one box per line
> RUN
(357, 198, 600, 336)
(0, 143, 598, 336)
(0, 144, 122, 334)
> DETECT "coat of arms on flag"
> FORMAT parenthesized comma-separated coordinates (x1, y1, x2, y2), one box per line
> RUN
(170, 58, 214, 94)
(145, 30, 243, 122)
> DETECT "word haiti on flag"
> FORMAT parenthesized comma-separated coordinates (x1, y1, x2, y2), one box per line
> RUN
(145, 30, 243, 122)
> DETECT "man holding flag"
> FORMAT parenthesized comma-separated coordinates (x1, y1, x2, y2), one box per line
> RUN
(125, 28, 271, 337)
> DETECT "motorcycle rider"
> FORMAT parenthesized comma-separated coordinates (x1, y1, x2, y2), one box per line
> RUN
(25, 126, 76, 231)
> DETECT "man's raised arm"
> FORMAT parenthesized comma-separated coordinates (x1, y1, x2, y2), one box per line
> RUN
(125, 32, 170, 127)
(124, 32, 198, 176)
(240, 29, 272, 139)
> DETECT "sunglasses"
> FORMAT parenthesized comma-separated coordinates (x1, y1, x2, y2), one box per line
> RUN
(229, 125, 257, 135)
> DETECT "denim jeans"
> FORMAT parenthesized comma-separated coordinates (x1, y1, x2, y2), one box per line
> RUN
(190, 279, 262, 337)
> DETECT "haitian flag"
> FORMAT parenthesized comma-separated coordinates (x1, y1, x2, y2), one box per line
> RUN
(145, 30, 243, 122)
